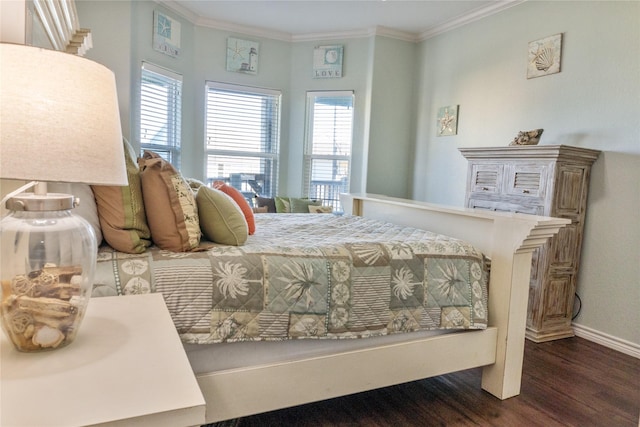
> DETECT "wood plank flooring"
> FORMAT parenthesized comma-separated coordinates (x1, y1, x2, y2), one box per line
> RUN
(239, 337, 639, 426)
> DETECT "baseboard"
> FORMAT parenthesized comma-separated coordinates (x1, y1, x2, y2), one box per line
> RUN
(572, 323, 640, 359)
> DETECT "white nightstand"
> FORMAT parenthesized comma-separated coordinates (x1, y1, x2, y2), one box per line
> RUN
(1, 293, 206, 427)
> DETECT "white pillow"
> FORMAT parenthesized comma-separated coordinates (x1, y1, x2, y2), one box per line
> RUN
(47, 182, 103, 245)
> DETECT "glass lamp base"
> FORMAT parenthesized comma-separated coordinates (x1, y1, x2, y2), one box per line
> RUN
(0, 192, 96, 352)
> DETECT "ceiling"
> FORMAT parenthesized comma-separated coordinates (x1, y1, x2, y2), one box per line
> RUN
(162, 0, 522, 41)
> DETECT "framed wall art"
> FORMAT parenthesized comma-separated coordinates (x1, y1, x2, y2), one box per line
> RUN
(226, 38, 259, 75)
(313, 45, 343, 79)
(153, 11, 181, 57)
(437, 105, 459, 136)
(527, 33, 562, 79)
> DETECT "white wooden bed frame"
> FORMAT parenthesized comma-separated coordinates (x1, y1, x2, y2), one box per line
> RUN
(195, 193, 569, 423)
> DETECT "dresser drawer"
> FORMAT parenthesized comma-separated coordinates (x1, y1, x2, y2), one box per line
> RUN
(468, 197, 544, 215)
(504, 164, 548, 199)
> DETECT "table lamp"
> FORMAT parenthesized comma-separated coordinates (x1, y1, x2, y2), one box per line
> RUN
(0, 43, 127, 352)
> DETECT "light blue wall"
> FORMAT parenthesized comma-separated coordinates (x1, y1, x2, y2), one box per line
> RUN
(76, 0, 415, 199)
(413, 1, 640, 346)
(77, 0, 639, 347)
(368, 36, 417, 197)
(75, 1, 133, 142)
(287, 37, 377, 196)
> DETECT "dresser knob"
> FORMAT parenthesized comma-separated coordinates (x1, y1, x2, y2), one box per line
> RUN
(522, 189, 530, 194)
(482, 187, 489, 191)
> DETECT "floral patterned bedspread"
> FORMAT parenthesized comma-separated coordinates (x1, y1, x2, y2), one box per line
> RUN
(93, 214, 488, 344)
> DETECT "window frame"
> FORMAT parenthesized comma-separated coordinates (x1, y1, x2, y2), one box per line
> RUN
(139, 62, 182, 168)
(204, 81, 282, 200)
(303, 90, 355, 212)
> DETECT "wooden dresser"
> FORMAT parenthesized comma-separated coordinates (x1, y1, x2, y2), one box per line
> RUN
(459, 145, 600, 342)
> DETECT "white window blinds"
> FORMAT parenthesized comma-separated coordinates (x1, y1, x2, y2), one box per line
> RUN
(140, 62, 182, 168)
(205, 82, 281, 200)
(304, 91, 354, 212)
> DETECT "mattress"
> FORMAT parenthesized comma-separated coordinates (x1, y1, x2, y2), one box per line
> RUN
(93, 213, 489, 345)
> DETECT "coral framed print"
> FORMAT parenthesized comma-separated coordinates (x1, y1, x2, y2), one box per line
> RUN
(437, 105, 459, 136)
(313, 45, 343, 78)
(153, 11, 181, 57)
(527, 33, 562, 79)
(226, 38, 259, 75)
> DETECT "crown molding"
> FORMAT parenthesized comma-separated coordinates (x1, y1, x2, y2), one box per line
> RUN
(292, 28, 372, 43)
(157, 0, 525, 44)
(157, 0, 293, 41)
(371, 26, 420, 43)
(418, 0, 526, 41)
(196, 16, 292, 42)
(290, 26, 418, 43)
(156, 0, 198, 22)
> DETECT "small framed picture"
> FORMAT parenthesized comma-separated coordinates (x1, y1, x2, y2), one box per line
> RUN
(437, 105, 459, 136)
(153, 11, 181, 57)
(527, 33, 562, 79)
(313, 45, 343, 79)
(227, 38, 259, 75)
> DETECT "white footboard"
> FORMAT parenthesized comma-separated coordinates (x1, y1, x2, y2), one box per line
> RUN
(341, 193, 570, 399)
(196, 194, 568, 423)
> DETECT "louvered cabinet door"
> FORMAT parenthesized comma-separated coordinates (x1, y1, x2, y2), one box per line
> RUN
(504, 163, 549, 200)
(469, 163, 502, 194)
(459, 145, 600, 342)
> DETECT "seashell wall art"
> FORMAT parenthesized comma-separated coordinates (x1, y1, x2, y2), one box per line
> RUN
(527, 34, 563, 79)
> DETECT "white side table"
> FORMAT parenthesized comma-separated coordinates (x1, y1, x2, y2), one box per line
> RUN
(1, 293, 206, 427)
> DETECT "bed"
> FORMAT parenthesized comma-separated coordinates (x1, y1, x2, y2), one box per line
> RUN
(94, 193, 569, 424)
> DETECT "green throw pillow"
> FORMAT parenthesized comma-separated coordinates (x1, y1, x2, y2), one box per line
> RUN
(275, 197, 321, 213)
(275, 196, 291, 213)
(289, 197, 322, 213)
(197, 186, 248, 246)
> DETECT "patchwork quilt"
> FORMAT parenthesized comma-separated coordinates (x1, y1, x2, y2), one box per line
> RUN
(94, 214, 489, 344)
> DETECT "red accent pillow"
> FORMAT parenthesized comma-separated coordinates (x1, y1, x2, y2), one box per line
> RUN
(212, 181, 256, 235)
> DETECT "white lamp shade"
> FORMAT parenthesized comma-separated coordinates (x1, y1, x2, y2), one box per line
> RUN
(0, 43, 127, 186)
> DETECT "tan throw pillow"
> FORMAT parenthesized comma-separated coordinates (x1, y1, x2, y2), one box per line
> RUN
(309, 205, 333, 214)
(139, 151, 200, 252)
(196, 186, 248, 246)
(92, 138, 151, 254)
(185, 177, 206, 191)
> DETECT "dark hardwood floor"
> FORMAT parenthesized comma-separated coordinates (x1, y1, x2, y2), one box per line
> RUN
(239, 337, 639, 426)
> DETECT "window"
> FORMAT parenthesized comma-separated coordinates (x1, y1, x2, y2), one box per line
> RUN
(304, 91, 354, 212)
(139, 62, 182, 167)
(205, 82, 281, 200)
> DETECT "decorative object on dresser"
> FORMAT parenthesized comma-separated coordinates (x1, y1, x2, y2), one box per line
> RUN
(509, 128, 544, 146)
(459, 145, 600, 342)
(0, 43, 126, 352)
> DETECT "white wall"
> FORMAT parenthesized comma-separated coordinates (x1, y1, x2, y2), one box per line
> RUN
(413, 1, 640, 347)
